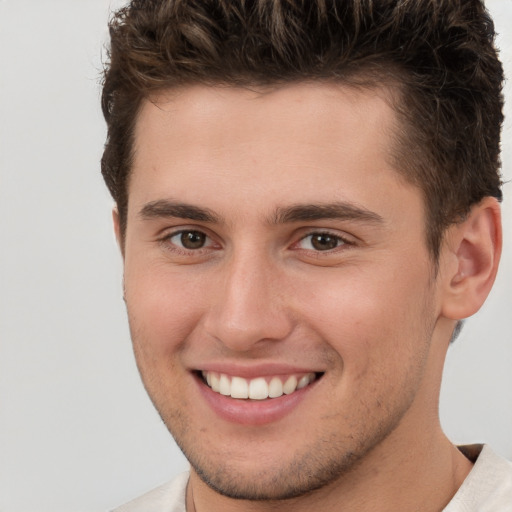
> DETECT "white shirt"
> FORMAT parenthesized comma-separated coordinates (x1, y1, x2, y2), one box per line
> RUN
(111, 445, 512, 511)
(444, 445, 512, 511)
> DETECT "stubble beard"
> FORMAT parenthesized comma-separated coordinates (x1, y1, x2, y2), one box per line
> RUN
(184, 426, 396, 502)
(152, 346, 432, 501)
(129, 288, 438, 502)
(153, 386, 418, 502)
(133, 339, 433, 503)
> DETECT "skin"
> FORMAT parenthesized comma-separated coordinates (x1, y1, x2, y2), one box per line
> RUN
(116, 83, 501, 511)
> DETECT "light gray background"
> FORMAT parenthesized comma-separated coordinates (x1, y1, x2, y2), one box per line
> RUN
(0, 1, 510, 511)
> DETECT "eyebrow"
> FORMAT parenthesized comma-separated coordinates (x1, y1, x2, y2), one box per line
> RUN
(271, 202, 384, 225)
(139, 200, 220, 223)
(138, 199, 384, 226)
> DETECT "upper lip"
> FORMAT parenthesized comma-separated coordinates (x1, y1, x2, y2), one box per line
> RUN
(192, 362, 325, 379)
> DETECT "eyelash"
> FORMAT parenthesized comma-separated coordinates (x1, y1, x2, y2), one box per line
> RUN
(159, 229, 217, 255)
(294, 231, 353, 253)
(159, 228, 353, 256)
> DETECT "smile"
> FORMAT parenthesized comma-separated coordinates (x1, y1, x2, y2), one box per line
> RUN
(201, 371, 319, 400)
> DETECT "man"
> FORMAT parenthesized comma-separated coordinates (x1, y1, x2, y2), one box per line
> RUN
(101, 1, 512, 510)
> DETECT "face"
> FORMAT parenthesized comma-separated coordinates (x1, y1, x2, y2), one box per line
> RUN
(121, 83, 450, 500)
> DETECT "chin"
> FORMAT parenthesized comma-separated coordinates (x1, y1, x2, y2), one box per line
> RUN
(171, 420, 393, 502)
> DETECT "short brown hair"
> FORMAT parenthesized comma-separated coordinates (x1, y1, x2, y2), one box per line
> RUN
(101, 0, 504, 259)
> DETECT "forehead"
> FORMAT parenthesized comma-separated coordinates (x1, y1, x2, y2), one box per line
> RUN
(135, 82, 397, 156)
(129, 82, 415, 220)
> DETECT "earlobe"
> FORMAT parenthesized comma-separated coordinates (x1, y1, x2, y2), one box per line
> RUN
(441, 197, 502, 320)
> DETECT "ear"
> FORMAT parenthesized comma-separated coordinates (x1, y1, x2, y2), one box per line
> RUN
(112, 206, 125, 259)
(440, 197, 502, 320)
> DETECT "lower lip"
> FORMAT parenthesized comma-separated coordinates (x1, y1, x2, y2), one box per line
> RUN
(194, 374, 317, 425)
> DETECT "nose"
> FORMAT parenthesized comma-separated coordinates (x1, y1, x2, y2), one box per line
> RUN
(203, 249, 294, 352)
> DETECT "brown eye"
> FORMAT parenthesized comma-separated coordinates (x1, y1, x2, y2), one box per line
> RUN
(165, 229, 216, 254)
(310, 233, 340, 251)
(179, 231, 207, 249)
(297, 232, 345, 251)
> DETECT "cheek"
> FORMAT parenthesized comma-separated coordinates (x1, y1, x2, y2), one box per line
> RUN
(294, 264, 434, 374)
(124, 265, 203, 411)
(124, 261, 207, 355)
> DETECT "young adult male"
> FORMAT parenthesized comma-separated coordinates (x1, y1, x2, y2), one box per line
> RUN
(101, 1, 512, 511)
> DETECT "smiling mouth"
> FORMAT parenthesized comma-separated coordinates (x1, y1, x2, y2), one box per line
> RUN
(199, 371, 323, 400)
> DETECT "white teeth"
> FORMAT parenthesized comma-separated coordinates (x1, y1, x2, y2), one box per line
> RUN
(210, 373, 220, 392)
(297, 375, 310, 389)
(219, 374, 231, 396)
(201, 372, 317, 400)
(268, 377, 283, 398)
(249, 378, 268, 400)
(283, 375, 298, 395)
(231, 376, 249, 399)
